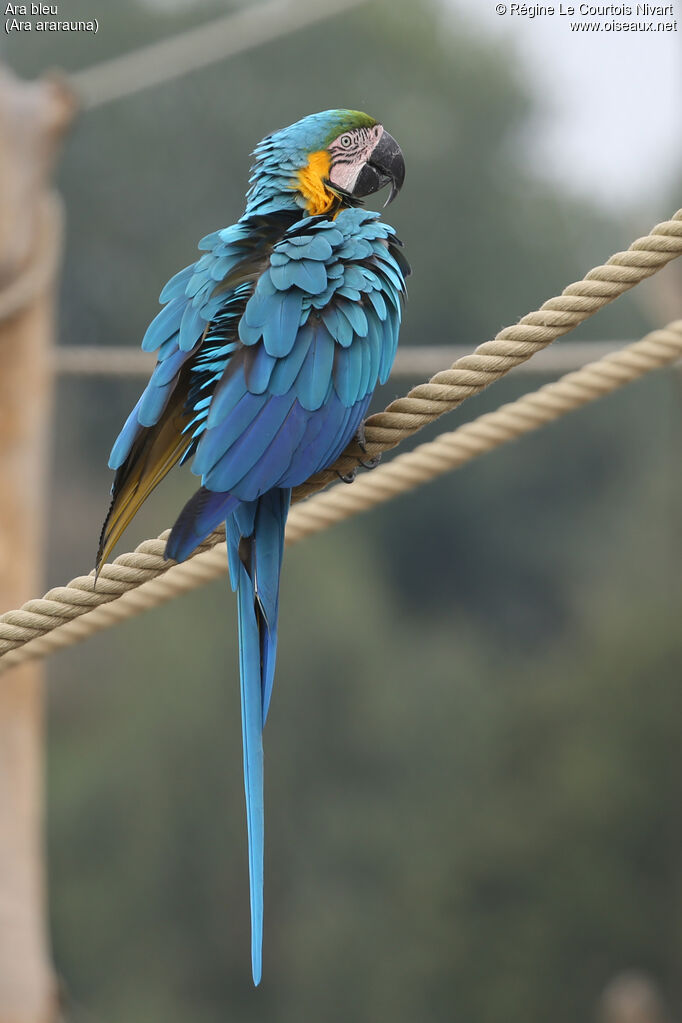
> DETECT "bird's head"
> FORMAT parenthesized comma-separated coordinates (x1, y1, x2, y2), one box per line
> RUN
(245, 109, 405, 218)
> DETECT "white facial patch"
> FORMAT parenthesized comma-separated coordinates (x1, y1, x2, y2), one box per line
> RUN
(328, 124, 384, 193)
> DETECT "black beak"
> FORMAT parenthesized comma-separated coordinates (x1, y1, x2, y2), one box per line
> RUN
(352, 130, 405, 207)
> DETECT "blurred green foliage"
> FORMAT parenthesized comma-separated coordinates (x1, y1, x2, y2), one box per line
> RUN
(4, 0, 681, 1019)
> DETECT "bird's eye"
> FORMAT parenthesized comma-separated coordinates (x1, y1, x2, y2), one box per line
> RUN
(339, 133, 353, 149)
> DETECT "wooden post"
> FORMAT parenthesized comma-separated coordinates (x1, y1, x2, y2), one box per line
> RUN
(0, 66, 74, 1023)
(597, 971, 672, 1023)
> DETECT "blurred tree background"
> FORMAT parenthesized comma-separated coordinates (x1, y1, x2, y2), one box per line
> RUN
(3, 0, 681, 1020)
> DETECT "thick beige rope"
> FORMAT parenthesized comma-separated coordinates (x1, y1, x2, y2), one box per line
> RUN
(293, 209, 682, 499)
(0, 320, 679, 673)
(285, 321, 682, 542)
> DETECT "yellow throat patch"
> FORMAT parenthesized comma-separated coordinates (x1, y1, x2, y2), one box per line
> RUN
(296, 150, 336, 216)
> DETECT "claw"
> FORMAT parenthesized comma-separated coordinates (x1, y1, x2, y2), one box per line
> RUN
(336, 468, 358, 484)
(354, 422, 381, 470)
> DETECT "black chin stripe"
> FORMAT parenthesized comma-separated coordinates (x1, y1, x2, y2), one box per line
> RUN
(333, 153, 361, 166)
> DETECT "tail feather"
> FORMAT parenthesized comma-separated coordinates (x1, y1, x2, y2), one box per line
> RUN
(227, 488, 290, 985)
(165, 486, 239, 563)
(236, 565, 266, 986)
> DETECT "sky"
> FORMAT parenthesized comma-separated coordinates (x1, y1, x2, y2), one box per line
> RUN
(442, 0, 681, 212)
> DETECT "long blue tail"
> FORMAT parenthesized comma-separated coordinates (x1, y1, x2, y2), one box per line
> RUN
(226, 488, 290, 985)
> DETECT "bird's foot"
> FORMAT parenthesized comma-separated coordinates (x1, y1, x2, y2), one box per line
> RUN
(355, 422, 382, 470)
(336, 467, 358, 484)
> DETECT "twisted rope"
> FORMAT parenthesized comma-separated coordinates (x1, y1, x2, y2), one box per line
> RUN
(0, 320, 679, 673)
(285, 321, 682, 541)
(292, 208, 682, 499)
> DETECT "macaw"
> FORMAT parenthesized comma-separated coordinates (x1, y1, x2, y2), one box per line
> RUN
(97, 109, 408, 984)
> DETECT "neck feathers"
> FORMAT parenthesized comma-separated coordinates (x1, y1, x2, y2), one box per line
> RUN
(244, 140, 339, 219)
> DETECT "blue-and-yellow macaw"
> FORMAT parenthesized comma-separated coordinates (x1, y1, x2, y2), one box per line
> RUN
(97, 110, 408, 983)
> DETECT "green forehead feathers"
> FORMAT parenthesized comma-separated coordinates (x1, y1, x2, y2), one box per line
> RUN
(276, 110, 379, 152)
(323, 110, 379, 143)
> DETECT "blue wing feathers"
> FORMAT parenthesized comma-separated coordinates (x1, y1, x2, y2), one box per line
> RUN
(108, 399, 143, 469)
(108, 338, 196, 465)
(299, 235, 333, 261)
(138, 378, 174, 427)
(141, 297, 185, 353)
(380, 303, 401, 383)
(294, 324, 335, 411)
(203, 393, 296, 493)
(268, 327, 313, 395)
(320, 304, 342, 340)
(195, 390, 269, 475)
(261, 289, 303, 357)
(244, 345, 277, 394)
(373, 254, 404, 293)
(333, 339, 364, 406)
(341, 265, 366, 292)
(368, 288, 387, 320)
(205, 370, 252, 430)
(151, 344, 188, 387)
(159, 266, 194, 303)
(276, 394, 347, 486)
(366, 313, 384, 384)
(179, 303, 205, 352)
(338, 299, 368, 338)
(323, 304, 354, 346)
(325, 399, 363, 473)
(358, 337, 372, 399)
(236, 402, 309, 500)
(242, 287, 277, 330)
